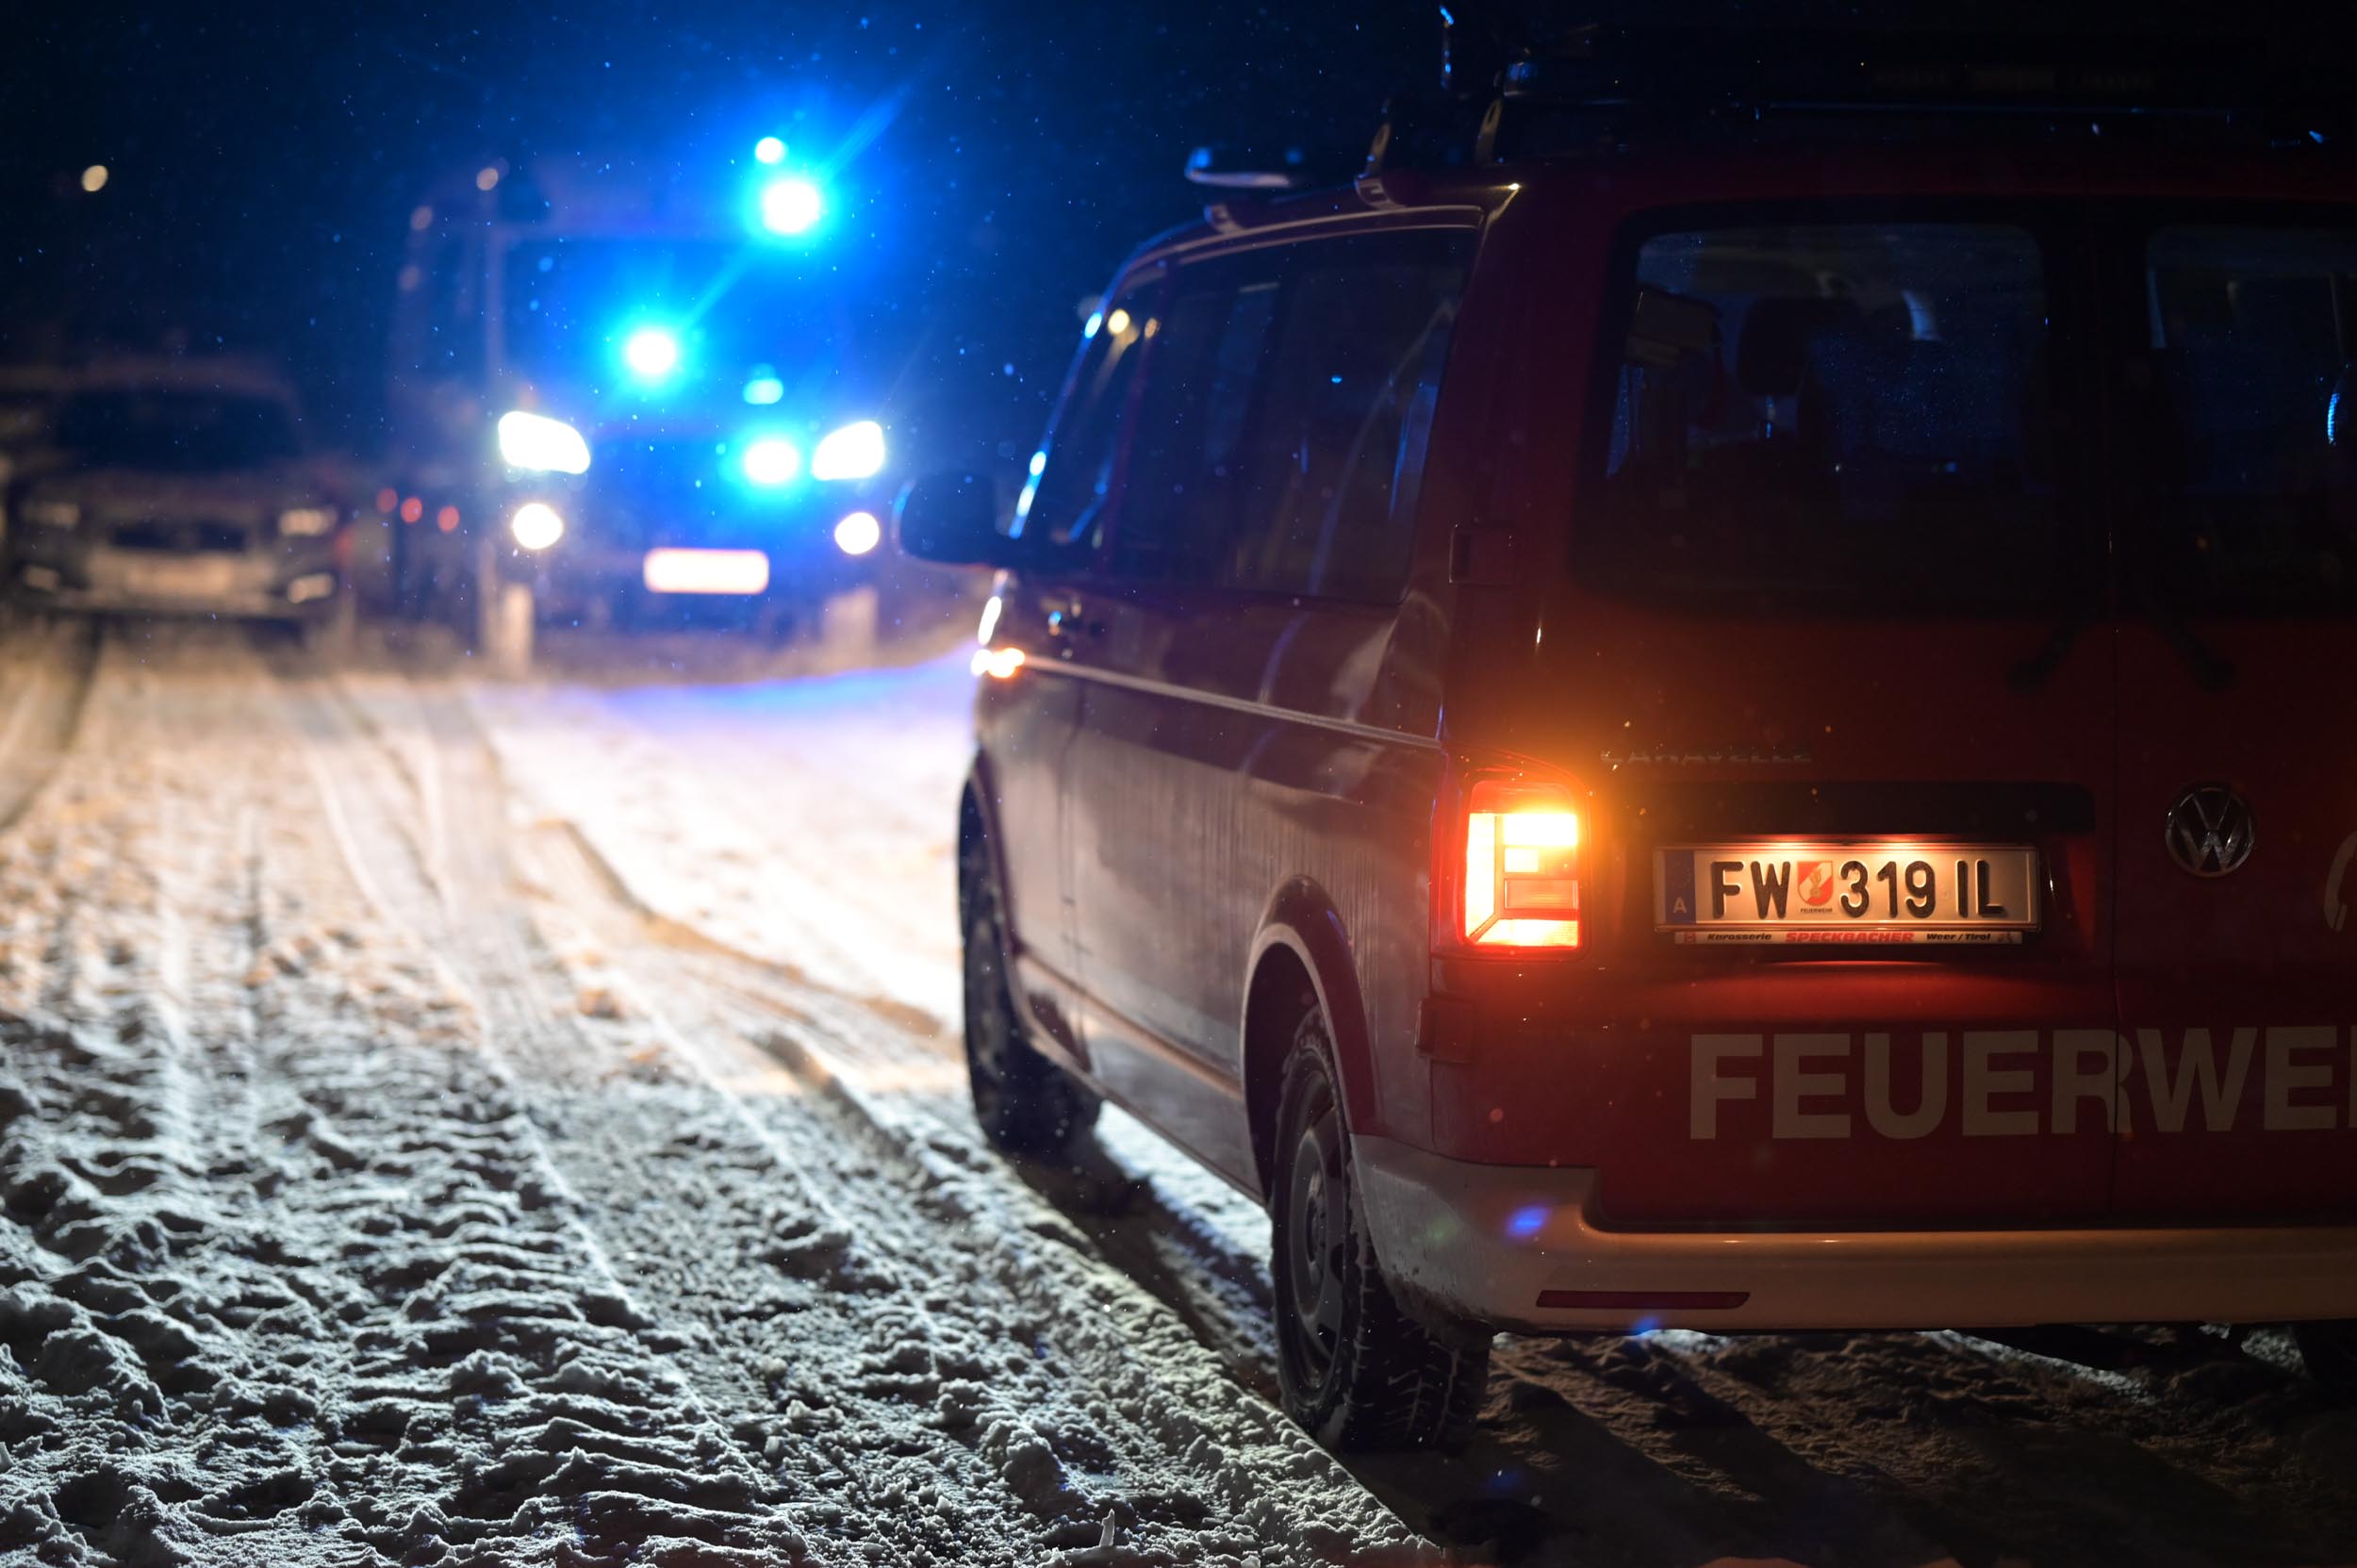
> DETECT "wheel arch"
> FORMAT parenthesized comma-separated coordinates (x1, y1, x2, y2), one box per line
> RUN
(1242, 877, 1376, 1200)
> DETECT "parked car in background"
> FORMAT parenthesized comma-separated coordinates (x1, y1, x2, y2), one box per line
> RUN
(900, 23, 2357, 1450)
(3, 362, 353, 636)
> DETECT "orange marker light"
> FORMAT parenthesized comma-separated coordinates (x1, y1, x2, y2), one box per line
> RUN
(436, 504, 460, 533)
(375, 487, 398, 514)
(1464, 783, 1581, 949)
(969, 646, 1026, 680)
(399, 496, 423, 524)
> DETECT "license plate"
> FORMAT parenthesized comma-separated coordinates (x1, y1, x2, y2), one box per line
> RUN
(118, 556, 240, 599)
(1656, 844, 2040, 945)
(642, 548, 770, 596)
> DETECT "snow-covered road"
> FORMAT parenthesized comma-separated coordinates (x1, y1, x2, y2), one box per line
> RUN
(4, 623, 2354, 1567)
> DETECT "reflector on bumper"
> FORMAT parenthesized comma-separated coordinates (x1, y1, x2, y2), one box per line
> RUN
(641, 549, 771, 596)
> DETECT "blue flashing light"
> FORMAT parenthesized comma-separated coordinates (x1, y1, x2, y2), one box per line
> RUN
(754, 136, 786, 166)
(760, 176, 824, 236)
(1082, 310, 1104, 339)
(1505, 1204, 1547, 1241)
(741, 436, 801, 487)
(623, 327, 681, 381)
(743, 369, 785, 406)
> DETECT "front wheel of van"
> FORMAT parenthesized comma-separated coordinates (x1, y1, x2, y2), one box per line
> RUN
(2295, 1321, 2357, 1399)
(1271, 1011, 1490, 1450)
(959, 831, 1099, 1157)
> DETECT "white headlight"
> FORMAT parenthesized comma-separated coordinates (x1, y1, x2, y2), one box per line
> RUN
(832, 510, 882, 556)
(278, 505, 337, 536)
(510, 502, 565, 551)
(22, 499, 80, 529)
(497, 411, 591, 475)
(811, 420, 885, 481)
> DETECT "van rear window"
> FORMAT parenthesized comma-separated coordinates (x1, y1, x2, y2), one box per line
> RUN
(1585, 223, 2057, 611)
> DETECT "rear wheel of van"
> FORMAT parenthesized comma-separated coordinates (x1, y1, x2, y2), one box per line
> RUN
(2295, 1321, 2357, 1399)
(959, 830, 1099, 1156)
(1271, 1011, 1490, 1450)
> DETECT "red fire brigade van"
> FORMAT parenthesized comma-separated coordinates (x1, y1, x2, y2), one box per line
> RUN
(898, 22, 2357, 1448)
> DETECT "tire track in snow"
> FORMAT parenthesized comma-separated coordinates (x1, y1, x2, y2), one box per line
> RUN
(460, 666, 967, 1032)
(519, 815, 1427, 1567)
(305, 663, 1427, 1566)
(1, 629, 808, 1564)
(267, 643, 826, 1562)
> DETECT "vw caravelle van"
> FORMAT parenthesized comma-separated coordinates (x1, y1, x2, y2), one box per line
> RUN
(898, 30, 2357, 1448)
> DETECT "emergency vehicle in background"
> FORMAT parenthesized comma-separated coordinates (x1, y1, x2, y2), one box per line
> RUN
(903, 14, 2357, 1449)
(383, 140, 937, 662)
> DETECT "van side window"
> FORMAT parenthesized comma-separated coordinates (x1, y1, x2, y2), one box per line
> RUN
(1226, 231, 1472, 601)
(1113, 231, 1474, 602)
(1113, 264, 1284, 584)
(1016, 289, 1154, 562)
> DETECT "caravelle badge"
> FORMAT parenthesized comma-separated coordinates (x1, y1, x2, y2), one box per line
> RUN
(2165, 784, 2255, 878)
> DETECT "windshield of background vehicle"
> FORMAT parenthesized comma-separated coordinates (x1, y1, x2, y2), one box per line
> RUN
(1582, 210, 2357, 615)
(54, 389, 303, 471)
(501, 239, 865, 407)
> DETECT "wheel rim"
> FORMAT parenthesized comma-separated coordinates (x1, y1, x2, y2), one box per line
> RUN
(1280, 1085, 1349, 1392)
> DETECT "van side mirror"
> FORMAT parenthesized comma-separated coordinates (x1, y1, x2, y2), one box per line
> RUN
(894, 470, 1014, 568)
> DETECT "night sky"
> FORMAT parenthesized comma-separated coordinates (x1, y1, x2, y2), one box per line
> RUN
(1, 1, 1429, 452)
(8, 0, 2330, 459)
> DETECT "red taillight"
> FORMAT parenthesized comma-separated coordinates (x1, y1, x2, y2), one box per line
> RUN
(1462, 780, 1581, 950)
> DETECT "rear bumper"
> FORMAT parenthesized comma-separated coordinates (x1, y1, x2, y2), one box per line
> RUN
(1353, 1134, 2357, 1334)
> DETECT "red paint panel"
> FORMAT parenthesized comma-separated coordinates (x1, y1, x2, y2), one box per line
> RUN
(2111, 623, 2357, 1222)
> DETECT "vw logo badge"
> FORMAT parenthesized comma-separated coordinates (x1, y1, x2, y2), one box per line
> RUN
(2165, 784, 2255, 878)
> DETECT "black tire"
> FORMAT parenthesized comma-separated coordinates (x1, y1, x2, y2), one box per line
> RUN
(2296, 1321, 2357, 1399)
(958, 821, 1098, 1156)
(1270, 1007, 1490, 1450)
